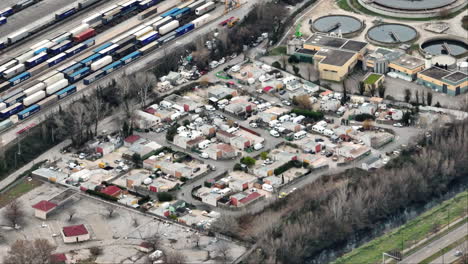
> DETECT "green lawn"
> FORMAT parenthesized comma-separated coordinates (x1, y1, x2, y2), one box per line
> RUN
(333, 191, 468, 264)
(268, 46, 287, 56)
(364, 74, 382, 85)
(337, 0, 354, 12)
(0, 179, 42, 208)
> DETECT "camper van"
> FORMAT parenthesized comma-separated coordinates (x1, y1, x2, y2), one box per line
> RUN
(293, 131, 307, 140)
(198, 140, 211, 149)
(278, 115, 290, 122)
(269, 120, 280, 128)
(323, 129, 335, 137)
(312, 125, 325, 134)
(292, 115, 305, 124)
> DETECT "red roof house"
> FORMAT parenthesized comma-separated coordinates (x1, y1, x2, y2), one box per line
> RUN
(62, 224, 90, 243)
(32, 200, 58, 220)
(124, 135, 141, 146)
(100, 185, 122, 197)
(239, 192, 262, 205)
(263, 86, 273, 92)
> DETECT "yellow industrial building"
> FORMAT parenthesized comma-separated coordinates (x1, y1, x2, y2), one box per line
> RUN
(416, 66, 467, 96)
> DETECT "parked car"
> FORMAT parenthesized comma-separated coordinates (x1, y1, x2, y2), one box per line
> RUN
(279, 90, 286, 95)
(249, 122, 258, 128)
(393, 123, 403, 127)
(199, 152, 209, 159)
(270, 130, 280, 137)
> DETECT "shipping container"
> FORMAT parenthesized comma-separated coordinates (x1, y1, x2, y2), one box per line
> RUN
(133, 26, 153, 38)
(93, 42, 113, 53)
(37, 94, 58, 108)
(126, 25, 146, 36)
(28, 63, 48, 76)
(82, 13, 102, 26)
(170, 7, 191, 19)
(119, 0, 139, 11)
(138, 41, 158, 54)
(0, 7, 14, 17)
(2, 64, 25, 79)
(17, 50, 35, 64)
(0, 60, 18, 75)
(161, 8, 179, 18)
(120, 51, 142, 65)
(46, 79, 69, 94)
(159, 20, 179, 35)
(1, 87, 24, 101)
(138, 5, 158, 20)
(188, 0, 207, 10)
(7, 29, 29, 44)
(144, 16, 163, 27)
(55, 7, 77, 20)
(51, 32, 72, 43)
(78, 0, 101, 9)
(80, 53, 102, 66)
(47, 53, 68, 67)
(0, 119, 13, 132)
(56, 85, 77, 99)
(152, 16, 172, 30)
(0, 82, 10, 92)
(30, 39, 53, 51)
(90, 55, 112, 71)
(116, 35, 135, 47)
(65, 44, 86, 57)
(0, 17, 7, 26)
(33, 47, 48, 55)
(114, 44, 135, 59)
(82, 38, 96, 48)
(24, 82, 46, 96)
(23, 90, 46, 106)
(191, 13, 210, 28)
(42, 73, 66, 86)
(158, 31, 176, 44)
(98, 44, 119, 56)
(70, 24, 90, 36)
(25, 52, 48, 68)
(50, 40, 73, 55)
(68, 67, 90, 82)
(102, 8, 122, 23)
(38, 70, 61, 82)
(102, 61, 122, 74)
(137, 31, 159, 46)
(195, 2, 215, 16)
(83, 70, 105, 85)
(0, 102, 5, 111)
(139, 0, 158, 10)
(17, 104, 40, 120)
(73, 28, 96, 43)
(4, 92, 26, 106)
(9, 72, 31, 86)
(61, 62, 84, 76)
(175, 23, 194, 36)
(0, 103, 23, 119)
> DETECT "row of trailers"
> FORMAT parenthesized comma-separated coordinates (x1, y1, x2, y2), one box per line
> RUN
(0, 0, 44, 26)
(0, 0, 215, 132)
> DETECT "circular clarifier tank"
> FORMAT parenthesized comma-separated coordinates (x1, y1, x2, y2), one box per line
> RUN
(367, 24, 418, 45)
(372, 0, 456, 11)
(312, 15, 363, 35)
(421, 38, 468, 58)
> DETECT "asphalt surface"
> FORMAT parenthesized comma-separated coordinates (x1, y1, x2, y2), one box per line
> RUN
(401, 223, 468, 264)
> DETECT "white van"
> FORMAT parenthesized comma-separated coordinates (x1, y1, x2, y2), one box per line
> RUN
(253, 143, 264, 150)
(293, 131, 307, 140)
(262, 184, 273, 192)
(279, 115, 290, 122)
(226, 127, 238, 133)
(324, 129, 334, 137)
(292, 115, 305, 124)
(269, 120, 280, 128)
(198, 140, 211, 149)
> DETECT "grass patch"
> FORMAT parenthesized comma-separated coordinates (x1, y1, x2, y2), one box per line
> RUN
(420, 235, 467, 264)
(0, 179, 42, 208)
(363, 73, 382, 85)
(337, 0, 354, 12)
(333, 191, 468, 264)
(268, 46, 287, 56)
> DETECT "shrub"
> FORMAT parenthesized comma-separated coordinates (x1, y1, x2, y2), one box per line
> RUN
(272, 61, 282, 69)
(274, 160, 304, 175)
(291, 109, 324, 121)
(90, 247, 102, 256)
(240, 156, 256, 167)
(233, 163, 243, 171)
(157, 192, 173, 202)
(354, 113, 375, 122)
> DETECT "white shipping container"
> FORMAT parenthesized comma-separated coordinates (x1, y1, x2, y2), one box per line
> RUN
(82, 13, 102, 25)
(17, 50, 35, 64)
(159, 20, 180, 35)
(99, 4, 118, 15)
(3, 64, 25, 79)
(195, 2, 215, 16)
(90, 55, 112, 71)
(192, 13, 210, 28)
(30, 40, 53, 51)
(0, 60, 19, 73)
(144, 16, 163, 27)
(46, 79, 69, 95)
(70, 24, 90, 36)
(152, 16, 172, 30)
(133, 26, 153, 38)
(7, 29, 29, 43)
(0, 102, 6, 111)
(23, 90, 46, 106)
(24, 82, 46, 96)
(126, 25, 147, 36)
(43, 73, 65, 86)
(98, 44, 119, 55)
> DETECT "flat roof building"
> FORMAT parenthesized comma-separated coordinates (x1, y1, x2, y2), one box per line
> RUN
(416, 66, 467, 96)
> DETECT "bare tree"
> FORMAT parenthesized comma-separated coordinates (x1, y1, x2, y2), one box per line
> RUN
(306, 64, 314, 81)
(133, 72, 156, 108)
(106, 206, 115, 218)
(404, 89, 412, 103)
(66, 208, 76, 222)
(216, 241, 231, 263)
(3, 239, 56, 264)
(292, 95, 312, 110)
(163, 250, 187, 264)
(90, 87, 105, 136)
(3, 200, 24, 228)
(191, 233, 201, 248)
(146, 232, 161, 250)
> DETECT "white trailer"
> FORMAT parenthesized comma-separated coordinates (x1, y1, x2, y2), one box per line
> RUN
(2, 64, 25, 79)
(23, 91, 46, 106)
(43, 73, 65, 86)
(46, 79, 69, 95)
(195, 2, 215, 16)
(191, 13, 210, 28)
(24, 82, 46, 96)
(90, 55, 112, 71)
(159, 20, 180, 35)
(17, 50, 36, 64)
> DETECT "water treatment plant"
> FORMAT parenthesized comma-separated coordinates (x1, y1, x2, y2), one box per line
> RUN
(358, 0, 466, 18)
(312, 15, 363, 36)
(367, 23, 418, 45)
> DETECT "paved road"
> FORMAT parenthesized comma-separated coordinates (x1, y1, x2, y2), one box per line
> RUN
(401, 223, 468, 264)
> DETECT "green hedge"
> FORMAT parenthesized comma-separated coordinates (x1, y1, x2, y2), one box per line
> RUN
(157, 192, 173, 202)
(354, 113, 375, 122)
(291, 109, 324, 121)
(274, 160, 305, 175)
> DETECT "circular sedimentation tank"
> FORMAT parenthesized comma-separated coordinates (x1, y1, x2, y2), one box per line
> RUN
(312, 15, 363, 36)
(421, 37, 468, 58)
(367, 24, 418, 45)
(372, 0, 456, 11)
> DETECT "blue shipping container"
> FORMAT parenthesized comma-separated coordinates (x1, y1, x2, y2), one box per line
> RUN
(56, 85, 77, 99)
(0, 7, 13, 17)
(0, 17, 6, 25)
(50, 40, 73, 55)
(0, 103, 23, 119)
(83, 70, 106, 85)
(139, 32, 159, 46)
(9, 72, 31, 86)
(120, 51, 142, 65)
(56, 8, 76, 20)
(62, 63, 83, 75)
(82, 38, 95, 48)
(33, 47, 47, 55)
(103, 61, 122, 74)
(80, 53, 102, 66)
(139, 0, 158, 9)
(170, 7, 191, 19)
(67, 67, 90, 82)
(47, 53, 68, 67)
(17, 104, 40, 120)
(175, 23, 195, 36)
(26, 53, 49, 68)
(65, 43, 86, 56)
(161, 8, 179, 18)
(93, 42, 112, 53)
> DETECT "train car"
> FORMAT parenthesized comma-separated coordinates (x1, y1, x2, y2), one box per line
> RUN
(55, 7, 77, 20)
(175, 23, 194, 37)
(138, 40, 158, 54)
(119, 0, 139, 14)
(17, 50, 35, 64)
(0, 103, 23, 120)
(46, 79, 69, 95)
(70, 24, 90, 37)
(0, 7, 14, 17)
(0, 119, 13, 132)
(82, 13, 102, 26)
(73, 28, 96, 42)
(4, 92, 26, 106)
(65, 44, 85, 57)
(116, 35, 135, 47)
(0, 102, 6, 111)
(2, 64, 25, 79)
(50, 40, 73, 55)
(78, 0, 101, 9)
(61, 62, 84, 76)
(17, 104, 40, 120)
(161, 8, 179, 18)
(159, 20, 179, 35)
(23, 90, 46, 106)
(80, 53, 102, 66)
(139, 0, 158, 10)
(152, 16, 172, 31)
(83, 70, 105, 85)
(144, 16, 163, 27)
(0, 60, 19, 76)
(82, 38, 96, 48)
(133, 26, 153, 38)
(56, 85, 77, 100)
(191, 13, 210, 28)
(114, 44, 136, 59)
(93, 42, 113, 53)
(40, 71, 64, 84)
(0, 82, 11, 92)
(138, 5, 158, 20)
(1, 87, 24, 101)
(90, 55, 112, 71)
(67, 67, 90, 82)
(170, 7, 191, 20)
(102, 8, 122, 24)
(30, 39, 53, 51)
(7, 28, 29, 44)
(0, 17, 7, 26)
(98, 44, 119, 56)
(137, 31, 159, 46)
(47, 53, 68, 67)
(51, 32, 72, 44)
(158, 31, 176, 44)
(0, 40, 6, 50)
(37, 95, 58, 108)
(120, 50, 142, 65)
(24, 82, 46, 96)
(33, 47, 48, 55)
(195, 2, 215, 16)
(25, 52, 49, 68)
(9, 72, 31, 87)
(102, 61, 123, 74)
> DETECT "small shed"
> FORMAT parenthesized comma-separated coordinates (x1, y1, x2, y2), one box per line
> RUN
(62, 224, 90, 243)
(32, 200, 57, 220)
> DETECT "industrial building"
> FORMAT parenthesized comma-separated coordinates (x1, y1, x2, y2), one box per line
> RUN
(416, 66, 468, 96)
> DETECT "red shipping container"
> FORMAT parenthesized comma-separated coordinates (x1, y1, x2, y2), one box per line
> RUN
(73, 28, 96, 42)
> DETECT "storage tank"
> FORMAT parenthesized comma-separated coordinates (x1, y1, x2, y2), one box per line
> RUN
(46, 79, 69, 95)
(23, 91, 46, 106)
(159, 20, 180, 35)
(90, 55, 113, 71)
